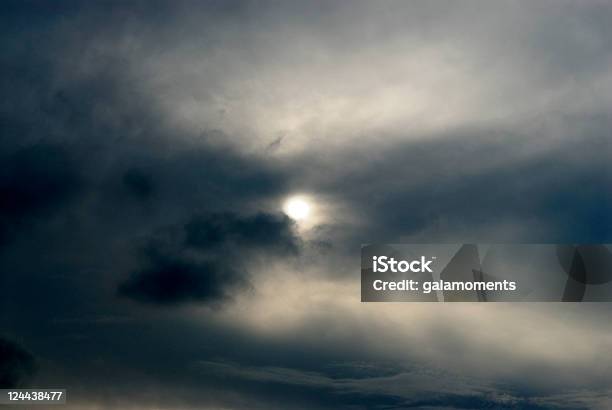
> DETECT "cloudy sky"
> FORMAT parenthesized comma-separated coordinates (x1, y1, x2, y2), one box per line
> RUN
(1, 1, 611, 409)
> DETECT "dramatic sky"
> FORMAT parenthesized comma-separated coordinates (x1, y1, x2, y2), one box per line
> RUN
(1, 1, 611, 409)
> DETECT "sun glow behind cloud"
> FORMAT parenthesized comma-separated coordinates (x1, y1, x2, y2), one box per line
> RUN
(283, 196, 310, 220)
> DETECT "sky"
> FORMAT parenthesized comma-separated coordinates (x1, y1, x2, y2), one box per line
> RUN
(1, 1, 611, 409)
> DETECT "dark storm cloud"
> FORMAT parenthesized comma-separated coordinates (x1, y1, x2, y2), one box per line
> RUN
(0, 1, 303, 403)
(0, 144, 82, 217)
(122, 168, 155, 200)
(0, 337, 36, 388)
(119, 212, 298, 305)
(364, 131, 612, 242)
(185, 212, 298, 254)
(0, 0, 293, 241)
(118, 253, 247, 306)
(0, 143, 82, 247)
(298, 122, 611, 248)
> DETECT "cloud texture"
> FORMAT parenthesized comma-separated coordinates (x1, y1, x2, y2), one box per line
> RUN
(0, 1, 611, 409)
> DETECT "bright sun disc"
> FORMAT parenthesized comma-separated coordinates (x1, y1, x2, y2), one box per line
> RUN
(284, 197, 310, 220)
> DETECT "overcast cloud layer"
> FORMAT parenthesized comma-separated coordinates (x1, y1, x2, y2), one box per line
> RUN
(1, 1, 611, 409)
